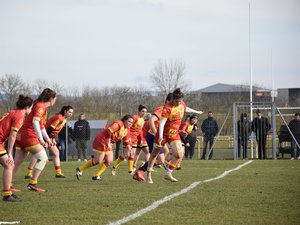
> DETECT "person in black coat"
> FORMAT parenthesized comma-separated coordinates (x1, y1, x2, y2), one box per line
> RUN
(201, 111, 219, 160)
(73, 113, 90, 161)
(288, 113, 300, 160)
(237, 113, 250, 159)
(252, 109, 271, 159)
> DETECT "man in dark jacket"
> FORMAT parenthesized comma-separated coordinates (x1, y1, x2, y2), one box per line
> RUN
(201, 111, 219, 160)
(252, 109, 271, 159)
(237, 113, 250, 159)
(73, 113, 90, 161)
(288, 113, 300, 160)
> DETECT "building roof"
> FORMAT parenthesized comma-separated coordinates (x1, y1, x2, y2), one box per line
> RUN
(197, 83, 266, 93)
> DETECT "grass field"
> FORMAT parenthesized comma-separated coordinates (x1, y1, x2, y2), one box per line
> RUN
(1, 159, 300, 225)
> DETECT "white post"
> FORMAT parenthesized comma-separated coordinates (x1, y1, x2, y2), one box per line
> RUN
(249, 1, 254, 159)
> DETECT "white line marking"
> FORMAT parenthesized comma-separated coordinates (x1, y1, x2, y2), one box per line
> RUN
(0, 222, 20, 225)
(107, 160, 253, 225)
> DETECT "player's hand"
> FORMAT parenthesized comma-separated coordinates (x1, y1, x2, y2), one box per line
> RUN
(39, 139, 47, 148)
(5, 154, 14, 166)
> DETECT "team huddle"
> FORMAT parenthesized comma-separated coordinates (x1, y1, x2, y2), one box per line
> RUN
(0, 87, 202, 202)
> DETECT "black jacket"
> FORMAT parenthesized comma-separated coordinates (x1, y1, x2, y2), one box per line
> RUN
(201, 118, 219, 137)
(237, 119, 251, 140)
(288, 119, 300, 138)
(73, 119, 90, 140)
(252, 117, 271, 138)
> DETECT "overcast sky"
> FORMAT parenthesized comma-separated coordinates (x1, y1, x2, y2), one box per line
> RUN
(0, 0, 299, 91)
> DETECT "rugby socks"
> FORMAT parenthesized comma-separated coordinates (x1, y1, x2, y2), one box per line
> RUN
(165, 159, 171, 166)
(138, 161, 148, 172)
(26, 168, 33, 177)
(95, 162, 109, 177)
(55, 166, 62, 175)
(29, 179, 38, 185)
(2, 189, 12, 197)
(113, 156, 125, 169)
(79, 159, 94, 172)
(128, 156, 134, 173)
(167, 164, 175, 175)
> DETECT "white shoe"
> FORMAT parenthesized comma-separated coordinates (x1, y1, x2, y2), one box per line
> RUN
(297, 157, 300, 160)
(164, 173, 178, 182)
(84, 159, 87, 162)
(291, 157, 295, 160)
(111, 167, 116, 176)
(77, 159, 81, 162)
(146, 173, 153, 184)
(92, 176, 101, 180)
(76, 168, 82, 180)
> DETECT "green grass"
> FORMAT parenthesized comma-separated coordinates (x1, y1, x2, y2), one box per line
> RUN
(1, 159, 300, 225)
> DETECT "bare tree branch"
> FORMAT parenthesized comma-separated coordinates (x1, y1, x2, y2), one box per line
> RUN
(150, 58, 189, 96)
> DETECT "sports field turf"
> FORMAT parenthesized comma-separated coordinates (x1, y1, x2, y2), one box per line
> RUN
(1, 159, 299, 225)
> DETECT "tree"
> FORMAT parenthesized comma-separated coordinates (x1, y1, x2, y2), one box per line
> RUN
(150, 58, 189, 97)
(0, 74, 28, 111)
(33, 79, 64, 95)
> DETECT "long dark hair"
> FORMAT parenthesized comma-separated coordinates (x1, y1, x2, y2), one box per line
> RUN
(35, 88, 56, 103)
(16, 95, 33, 109)
(59, 105, 73, 116)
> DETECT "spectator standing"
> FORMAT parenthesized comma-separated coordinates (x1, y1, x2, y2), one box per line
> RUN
(58, 123, 73, 161)
(251, 109, 271, 160)
(73, 113, 90, 162)
(201, 111, 219, 160)
(237, 113, 250, 159)
(185, 120, 198, 160)
(288, 113, 300, 160)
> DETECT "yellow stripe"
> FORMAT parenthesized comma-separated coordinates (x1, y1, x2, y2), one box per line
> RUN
(16, 143, 41, 152)
(0, 149, 7, 155)
(92, 148, 112, 154)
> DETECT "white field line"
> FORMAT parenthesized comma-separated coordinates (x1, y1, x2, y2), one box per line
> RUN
(107, 160, 253, 225)
(0, 222, 20, 224)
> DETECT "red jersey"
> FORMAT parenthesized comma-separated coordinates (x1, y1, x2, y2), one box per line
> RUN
(0, 110, 24, 149)
(142, 120, 150, 138)
(45, 113, 66, 139)
(161, 101, 187, 138)
(93, 120, 131, 151)
(179, 120, 194, 139)
(130, 114, 144, 138)
(16, 102, 47, 148)
(148, 105, 164, 136)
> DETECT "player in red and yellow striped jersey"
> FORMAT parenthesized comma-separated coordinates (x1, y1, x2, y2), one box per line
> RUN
(146, 88, 203, 184)
(133, 94, 172, 182)
(133, 112, 151, 169)
(76, 114, 133, 181)
(24, 105, 73, 179)
(0, 95, 33, 202)
(112, 105, 147, 175)
(13, 88, 57, 193)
